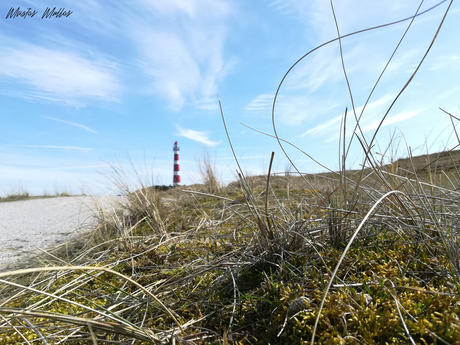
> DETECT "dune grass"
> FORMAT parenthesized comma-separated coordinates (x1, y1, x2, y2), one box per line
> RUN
(0, 191, 74, 203)
(0, 1, 459, 344)
(1, 155, 460, 344)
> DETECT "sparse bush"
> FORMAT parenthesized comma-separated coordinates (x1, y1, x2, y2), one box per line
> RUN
(199, 153, 221, 194)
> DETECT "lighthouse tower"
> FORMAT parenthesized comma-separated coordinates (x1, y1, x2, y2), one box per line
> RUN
(173, 141, 181, 186)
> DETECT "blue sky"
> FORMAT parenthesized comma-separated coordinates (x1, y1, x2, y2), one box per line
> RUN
(1, 0, 459, 196)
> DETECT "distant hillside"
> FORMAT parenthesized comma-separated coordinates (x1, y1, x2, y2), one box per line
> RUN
(393, 149, 460, 174)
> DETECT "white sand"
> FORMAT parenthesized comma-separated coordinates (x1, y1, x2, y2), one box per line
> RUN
(0, 196, 122, 271)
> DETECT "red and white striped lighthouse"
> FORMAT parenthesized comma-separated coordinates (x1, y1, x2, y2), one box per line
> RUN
(173, 141, 181, 186)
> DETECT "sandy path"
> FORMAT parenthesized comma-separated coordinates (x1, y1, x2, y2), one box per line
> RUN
(0, 196, 122, 271)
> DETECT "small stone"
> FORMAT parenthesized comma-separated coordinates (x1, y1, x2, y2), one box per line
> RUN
(288, 296, 311, 315)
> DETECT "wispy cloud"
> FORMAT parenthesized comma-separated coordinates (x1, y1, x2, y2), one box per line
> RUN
(218, 155, 269, 160)
(245, 94, 274, 112)
(6, 145, 92, 150)
(321, 108, 422, 143)
(428, 54, 460, 71)
(360, 109, 422, 133)
(246, 92, 339, 126)
(266, 0, 440, 99)
(302, 114, 342, 137)
(176, 126, 221, 147)
(133, 0, 234, 111)
(301, 94, 398, 138)
(0, 43, 121, 106)
(286, 45, 365, 92)
(43, 116, 97, 134)
(277, 1, 423, 41)
(140, 0, 232, 17)
(301, 91, 423, 144)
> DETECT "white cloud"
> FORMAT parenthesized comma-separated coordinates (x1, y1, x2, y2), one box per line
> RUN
(428, 54, 460, 71)
(218, 155, 269, 160)
(0, 164, 101, 196)
(386, 48, 422, 75)
(133, 0, 234, 111)
(275, 97, 322, 126)
(321, 108, 422, 143)
(361, 109, 422, 133)
(140, 31, 201, 111)
(140, 0, 232, 18)
(246, 92, 340, 126)
(302, 94, 397, 138)
(279, 0, 427, 41)
(176, 126, 221, 147)
(194, 97, 220, 110)
(266, 0, 446, 100)
(1, 0, 234, 111)
(245, 94, 274, 112)
(302, 114, 342, 137)
(351, 93, 395, 120)
(43, 116, 97, 134)
(0, 44, 121, 106)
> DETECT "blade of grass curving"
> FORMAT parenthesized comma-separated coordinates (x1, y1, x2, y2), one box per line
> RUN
(227, 268, 237, 334)
(0, 266, 183, 333)
(365, 0, 453, 168)
(237, 122, 337, 199)
(218, 96, 244, 180)
(264, 152, 275, 239)
(87, 322, 98, 345)
(271, 0, 448, 187)
(440, 107, 460, 144)
(22, 318, 49, 345)
(330, 0, 357, 148)
(310, 190, 417, 344)
(219, 96, 266, 239)
(0, 308, 157, 343)
(330, 0, 426, 215)
(0, 278, 139, 330)
(265, 152, 275, 218)
(346, 0, 427, 162)
(386, 281, 416, 345)
(0, 314, 32, 345)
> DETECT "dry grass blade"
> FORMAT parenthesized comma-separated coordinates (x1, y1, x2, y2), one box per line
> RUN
(87, 323, 98, 345)
(0, 278, 137, 330)
(0, 266, 183, 332)
(0, 308, 156, 343)
(0, 314, 32, 345)
(311, 190, 411, 344)
(270, 0, 449, 186)
(199, 153, 221, 194)
(264, 152, 275, 237)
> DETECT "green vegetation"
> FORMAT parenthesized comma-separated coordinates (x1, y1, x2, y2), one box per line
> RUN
(0, 191, 73, 203)
(0, 148, 460, 344)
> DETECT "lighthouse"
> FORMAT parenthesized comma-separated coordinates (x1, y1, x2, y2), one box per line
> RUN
(173, 141, 181, 186)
